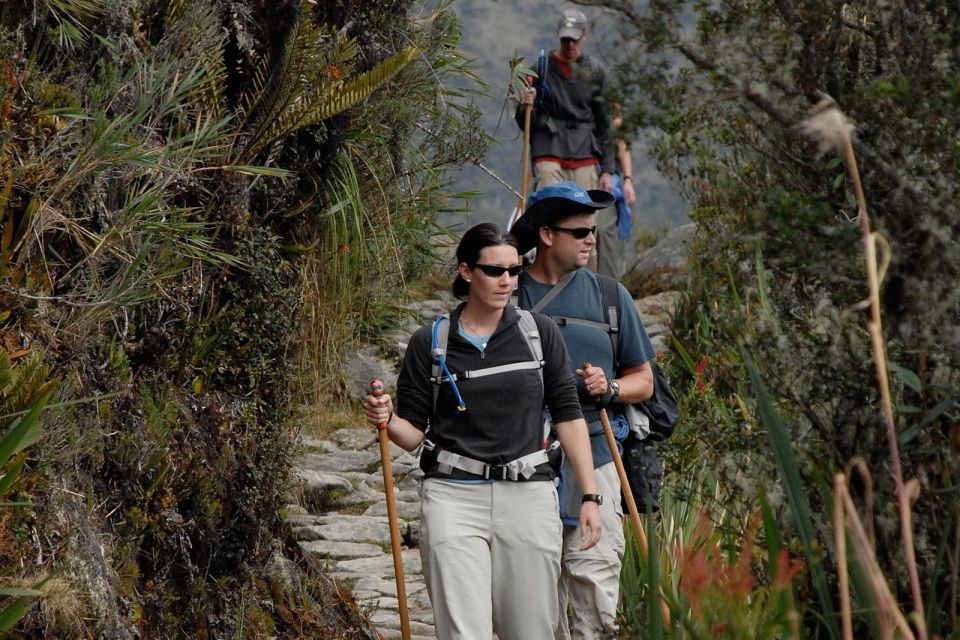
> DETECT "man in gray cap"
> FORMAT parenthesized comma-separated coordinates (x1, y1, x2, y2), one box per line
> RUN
(516, 8, 620, 278)
(511, 181, 656, 639)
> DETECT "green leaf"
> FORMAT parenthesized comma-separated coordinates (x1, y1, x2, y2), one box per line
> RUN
(0, 454, 26, 499)
(642, 512, 664, 640)
(37, 107, 91, 119)
(888, 361, 921, 392)
(0, 587, 42, 598)
(221, 165, 291, 178)
(895, 404, 922, 414)
(0, 392, 50, 468)
(0, 597, 29, 632)
(743, 350, 840, 640)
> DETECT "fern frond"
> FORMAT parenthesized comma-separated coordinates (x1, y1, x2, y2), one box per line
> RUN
(231, 8, 365, 162)
(259, 46, 419, 156)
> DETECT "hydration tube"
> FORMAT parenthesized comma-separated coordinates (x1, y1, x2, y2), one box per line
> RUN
(432, 317, 467, 413)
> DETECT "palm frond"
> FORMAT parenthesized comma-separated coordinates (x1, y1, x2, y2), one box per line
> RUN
(44, 0, 105, 50)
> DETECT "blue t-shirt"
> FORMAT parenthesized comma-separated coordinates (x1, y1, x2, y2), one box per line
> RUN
(518, 268, 656, 524)
(517, 268, 655, 406)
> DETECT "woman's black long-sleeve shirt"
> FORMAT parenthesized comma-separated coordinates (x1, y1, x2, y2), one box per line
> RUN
(396, 303, 583, 480)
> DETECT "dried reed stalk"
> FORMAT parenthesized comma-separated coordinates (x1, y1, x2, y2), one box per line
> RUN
(801, 96, 927, 640)
(834, 469, 916, 639)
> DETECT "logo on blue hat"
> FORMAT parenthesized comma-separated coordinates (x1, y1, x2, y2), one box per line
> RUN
(526, 181, 594, 207)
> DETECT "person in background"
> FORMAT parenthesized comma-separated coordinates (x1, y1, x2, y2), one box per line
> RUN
(511, 183, 656, 639)
(607, 112, 638, 280)
(517, 8, 620, 277)
(364, 223, 602, 640)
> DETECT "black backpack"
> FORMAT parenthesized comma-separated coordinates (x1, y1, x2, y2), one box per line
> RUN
(595, 276, 680, 442)
(520, 272, 678, 512)
(594, 275, 678, 513)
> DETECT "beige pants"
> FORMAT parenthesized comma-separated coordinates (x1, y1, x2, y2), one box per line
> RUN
(533, 161, 624, 279)
(556, 462, 625, 640)
(420, 478, 563, 640)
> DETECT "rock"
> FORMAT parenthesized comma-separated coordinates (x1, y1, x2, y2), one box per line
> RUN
(363, 500, 420, 520)
(265, 541, 306, 598)
(397, 468, 424, 492)
(299, 539, 385, 560)
(629, 223, 695, 294)
(334, 548, 422, 579)
(294, 468, 353, 492)
(298, 433, 336, 452)
(285, 513, 323, 528)
(332, 428, 377, 450)
(300, 450, 381, 474)
(404, 520, 420, 547)
(343, 346, 399, 402)
(299, 514, 393, 544)
(635, 291, 681, 320)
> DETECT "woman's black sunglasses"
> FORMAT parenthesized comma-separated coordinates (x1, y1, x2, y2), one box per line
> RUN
(547, 224, 598, 239)
(474, 263, 524, 277)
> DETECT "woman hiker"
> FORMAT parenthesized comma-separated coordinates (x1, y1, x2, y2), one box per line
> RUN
(363, 222, 602, 639)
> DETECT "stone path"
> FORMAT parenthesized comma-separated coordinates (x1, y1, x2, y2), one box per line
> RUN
(286, 291, 679, 639)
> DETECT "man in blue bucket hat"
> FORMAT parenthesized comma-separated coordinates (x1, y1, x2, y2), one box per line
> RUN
(512, 181, 657, 639)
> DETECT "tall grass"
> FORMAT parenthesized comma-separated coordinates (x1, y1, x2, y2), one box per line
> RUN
(619, 461, 804, 639)
(0, 351, 58, 631)
(298, 150, 407, 405)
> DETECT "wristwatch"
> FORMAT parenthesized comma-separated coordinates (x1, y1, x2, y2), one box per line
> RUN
(608, 379, 621, 402)
(581, 493, 604, 506)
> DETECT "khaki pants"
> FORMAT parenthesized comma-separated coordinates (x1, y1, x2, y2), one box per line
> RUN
(420, 478, 563, 640)
(533, 161, 624, 279)
(556, 462, 625, 640)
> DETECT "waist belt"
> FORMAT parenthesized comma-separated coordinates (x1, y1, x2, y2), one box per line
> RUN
(426, 439, 560, 481)
(563, 119, 595, 130)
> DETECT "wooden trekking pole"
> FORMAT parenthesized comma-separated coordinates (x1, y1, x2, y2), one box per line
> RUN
(584, 363, 671, 624)
(508, 99, 534, 232)
(370, 380, 411, 640)
(519, 100, 533, 209)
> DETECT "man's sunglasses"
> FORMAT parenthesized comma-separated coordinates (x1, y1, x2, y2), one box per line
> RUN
(473, 263, 524, 278)
(547, 225, 598, 239)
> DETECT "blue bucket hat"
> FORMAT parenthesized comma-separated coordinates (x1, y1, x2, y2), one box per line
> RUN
(510, 181, 614, 253)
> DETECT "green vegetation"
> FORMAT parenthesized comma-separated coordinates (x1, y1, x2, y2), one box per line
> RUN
(0, 0, 485, 635)
(3, 0, 957, 636)
(597, 1, 959, 637)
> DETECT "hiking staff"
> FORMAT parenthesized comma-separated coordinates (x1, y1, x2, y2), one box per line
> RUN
(370, 379, 411, 640)
(506, 98, 534, 231)
(585, 362, 671, 624)
(520, 97, 533, 207)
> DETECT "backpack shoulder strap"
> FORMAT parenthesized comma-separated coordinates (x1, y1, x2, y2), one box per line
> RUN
(596, 275, 621, 371)
(529, 271, 576, 313)
(516, 309, 544, 365)
(431, 310, 546, 417)
(431, 314, 450, 417)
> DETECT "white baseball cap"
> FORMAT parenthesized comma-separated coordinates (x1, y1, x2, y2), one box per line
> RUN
(557, 9, 588, 40)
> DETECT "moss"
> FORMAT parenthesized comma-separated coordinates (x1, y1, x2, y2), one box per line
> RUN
(243, 601, 276, 638)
